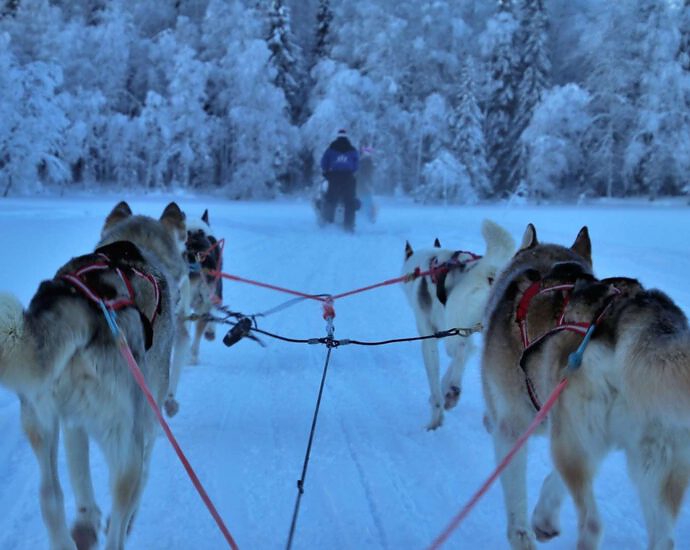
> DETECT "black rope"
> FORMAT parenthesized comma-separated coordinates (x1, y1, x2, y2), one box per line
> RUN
(188, 311, 481, 348)
(286, 339, 335, 549)
(250, 325, 481, 348)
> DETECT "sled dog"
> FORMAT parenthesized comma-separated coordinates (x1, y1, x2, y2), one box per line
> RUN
(481, 223, 598, 549)
(100, 202, 191, 418)
(402, 219, 515, 430)
(490, 250, 690, 549)
(185, 209, 224, 364)
(0, 202, 186, 550)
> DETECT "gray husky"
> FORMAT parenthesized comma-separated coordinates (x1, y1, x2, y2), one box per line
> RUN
(517, 269, 690, 550)
(402, 219, 515, 430)
(480, 223, 594, 549)
(101, 201, 191, 418)
(0, 202, 186, 550)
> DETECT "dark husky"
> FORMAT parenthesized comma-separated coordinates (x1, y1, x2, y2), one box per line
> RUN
(185, 209, 223, 364)
(0, 202, 185, 549)
(480, 223, 593, 549)
(519, 270, 690, 550)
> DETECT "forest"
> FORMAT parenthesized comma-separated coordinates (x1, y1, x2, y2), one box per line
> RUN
(1, 0, 689, 202)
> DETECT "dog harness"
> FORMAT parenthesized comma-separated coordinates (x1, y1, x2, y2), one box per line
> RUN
(428, 250, 482, 284)
(515, 279, 619, 410)
(60, 242, 161, 348)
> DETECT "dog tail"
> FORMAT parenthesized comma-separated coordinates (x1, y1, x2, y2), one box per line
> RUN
(0, 292, 35, 390)
(0, 285, 95, 392)
(481, 219, 515, 265)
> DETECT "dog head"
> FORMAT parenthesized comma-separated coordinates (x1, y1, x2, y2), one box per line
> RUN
(185, 209, 223, 302)
(563, 277, 642, 330)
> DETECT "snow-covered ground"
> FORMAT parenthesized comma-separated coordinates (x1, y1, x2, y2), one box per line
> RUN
(0, 195, 689, 549)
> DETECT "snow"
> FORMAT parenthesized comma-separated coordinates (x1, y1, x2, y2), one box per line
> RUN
(0, 195, 689, 549)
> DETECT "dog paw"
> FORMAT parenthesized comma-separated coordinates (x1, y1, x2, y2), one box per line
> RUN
(71, 523, 97, 550)
(164, 397, 179, 417)
(533, 523, 560, 542)
(508, 527, 538, 550)
(190, 353, 199, 366)
(204, 328, 215, 341)
(426, 408, 444, 430)
(443, 385, 461, 410)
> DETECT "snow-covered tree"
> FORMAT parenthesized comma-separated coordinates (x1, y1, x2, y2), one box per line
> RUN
(680, 0, 690, 73)
(313, 0, 333, 63)
(508, 0, 550, 194)
(416, 149, 478, 205)
(449, 60, 491, 198)
(266, 0, 307, 124)
(522, 83, 591, 199)
(0, 36, 68, 195)
(622, 0, 689, 198)
(482, 0, 519, 196)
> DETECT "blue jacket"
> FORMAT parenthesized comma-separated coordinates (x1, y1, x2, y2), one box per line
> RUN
(321, 137, 359, 173)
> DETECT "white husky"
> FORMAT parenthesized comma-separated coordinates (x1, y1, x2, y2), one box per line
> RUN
(402, 219, 515, 429)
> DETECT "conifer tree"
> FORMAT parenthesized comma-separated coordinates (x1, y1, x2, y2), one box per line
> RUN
(266, 0, 306, 124)
(314, 0, 333, 63)
(449, 61, 491, 198)
(485, 0, 519, 196)
(508, 0, 550, 195)
(678, 0, 690, 73)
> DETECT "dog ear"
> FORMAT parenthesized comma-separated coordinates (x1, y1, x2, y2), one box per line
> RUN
(600, 277, 642, 298)
(161, 203, 187, 252)
(570, 226, 592, 266)
(518, 223, 538, 251)
(433, 238, 441, 248)
(160, 202, 186, 232)
(202, 209, 209, 225)
(103, 201, 132, 233)
(405, 241, 413, 260)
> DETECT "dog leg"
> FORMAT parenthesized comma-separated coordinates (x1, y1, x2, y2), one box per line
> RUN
(64, 426, 101, 550)
(204, 321, 216, 341)
(627, 441, 687, 550)
(492, 417, 537, 550)
(441, 338, 474, 410)
(103, 433, 145, 550)
(532, 469, 565, 541)
(190, 318, 206, 365)
(165, 315, 189, 416)
(420, 337, 443, 430)
(552, 433, 603, 550)
(20, 398, 76, 550)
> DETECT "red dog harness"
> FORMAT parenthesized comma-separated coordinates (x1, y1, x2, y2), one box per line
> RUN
(428, 250, 482, 284)
(515, 279, 618, 410)
(61, 247, 162, 349)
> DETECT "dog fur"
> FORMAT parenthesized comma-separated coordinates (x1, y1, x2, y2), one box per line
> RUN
(481, 223, 598, 549)
(0, 201, 186, 550)
(513, 269, 690, 550)
(185, 209, 223, 365)
(100, 201, 191, 418)
(402, 219, 515, 430)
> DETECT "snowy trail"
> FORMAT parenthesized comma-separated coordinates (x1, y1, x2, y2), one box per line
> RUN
(0, 195, 689, 549)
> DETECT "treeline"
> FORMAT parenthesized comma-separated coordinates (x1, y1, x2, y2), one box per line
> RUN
(1, 0, 689, 202)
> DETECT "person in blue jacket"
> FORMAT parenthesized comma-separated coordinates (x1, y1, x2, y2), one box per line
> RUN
(320, 128, 360, 232)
